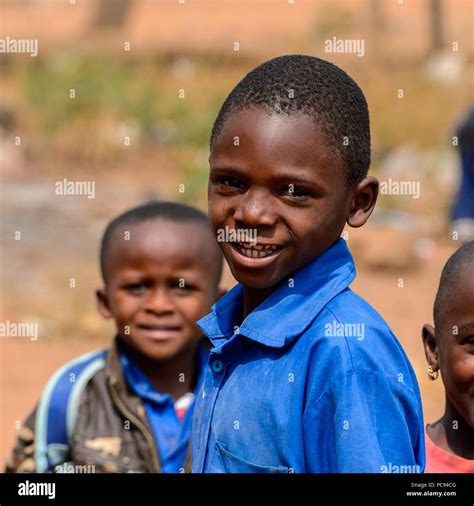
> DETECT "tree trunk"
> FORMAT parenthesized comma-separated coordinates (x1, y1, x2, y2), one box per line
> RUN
(93, 0, 133, 29)
(429, 0, 443, 52)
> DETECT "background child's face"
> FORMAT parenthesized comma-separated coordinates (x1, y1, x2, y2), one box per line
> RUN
(208, 107, 355, 289)
(424, 271, 474, 427)
(437, 273, 474, 426)
(97, 219, 220, 363)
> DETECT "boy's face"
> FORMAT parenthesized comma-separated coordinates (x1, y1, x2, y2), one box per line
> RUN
(423, 271, 474, 427)
(209, 107, 375, 289)
(97, 219, 221, 363)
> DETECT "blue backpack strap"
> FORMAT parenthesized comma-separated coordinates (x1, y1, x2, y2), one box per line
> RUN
(35, 349, 107, 472)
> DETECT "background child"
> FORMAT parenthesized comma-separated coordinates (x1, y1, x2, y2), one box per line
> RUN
(6, 201, 223, 473)
(422, 241, 474, 473)
(192, 54, 425, 473)
(451, 106, 474, 242)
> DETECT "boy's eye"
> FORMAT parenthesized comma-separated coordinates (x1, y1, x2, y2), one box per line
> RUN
(175, 282, 198, 294)
(216, 177, 246, 191)
(124, 283, 147, 294)
(283, 185, 310, 201)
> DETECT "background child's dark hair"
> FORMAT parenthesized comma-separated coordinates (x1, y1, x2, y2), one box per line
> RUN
(210, 54, 371, 187)
(100, 200, 222, 283)
(434, 240, 474, 327)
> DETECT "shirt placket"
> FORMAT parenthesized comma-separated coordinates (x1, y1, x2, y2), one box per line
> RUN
(194, 348, 226, 472)
(195, 334, 245, 472)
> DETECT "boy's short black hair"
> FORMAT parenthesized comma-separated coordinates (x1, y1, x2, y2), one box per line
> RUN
(434, 241, 474, 328)
(100, 200, 222, 283)
(210, 54, 371, 187)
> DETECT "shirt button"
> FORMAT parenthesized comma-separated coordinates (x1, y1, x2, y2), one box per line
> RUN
(211, 359, 224, 373)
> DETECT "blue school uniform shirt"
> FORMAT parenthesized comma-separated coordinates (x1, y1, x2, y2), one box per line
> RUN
(120, 346, 207, 473)
(192, 238, 425, 473)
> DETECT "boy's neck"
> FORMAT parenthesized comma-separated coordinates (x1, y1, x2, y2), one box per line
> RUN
(242, 284, 279, 320)
(125, 344, 199, 401)
(428, 398, 474, 459)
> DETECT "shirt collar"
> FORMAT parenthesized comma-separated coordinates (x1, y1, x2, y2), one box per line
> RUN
(120, 343, 208, 405)
(197, 238, 356, 349)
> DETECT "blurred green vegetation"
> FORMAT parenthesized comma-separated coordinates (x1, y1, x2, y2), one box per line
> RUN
(312, 3, 355, 40)
(22, 56, 147, 132)
(21, 54, 228, 138)
(2, 49, 470, 204)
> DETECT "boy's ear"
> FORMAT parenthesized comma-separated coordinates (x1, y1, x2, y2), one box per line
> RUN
(96, 288, 113, 319)
(422, 323, 440, 371)
(346, 176, 379, 228)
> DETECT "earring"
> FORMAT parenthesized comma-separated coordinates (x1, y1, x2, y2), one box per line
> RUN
(428, 366, 439, 381)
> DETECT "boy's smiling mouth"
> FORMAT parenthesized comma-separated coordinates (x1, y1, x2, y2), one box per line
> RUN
(229, 241, 285, 267)
(135, 323, 183, 341)
(232, 241, 282, 258)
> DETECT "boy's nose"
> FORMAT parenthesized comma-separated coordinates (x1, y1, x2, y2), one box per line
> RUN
(234, 188, 276, 228)
(144, 288, 175, 314)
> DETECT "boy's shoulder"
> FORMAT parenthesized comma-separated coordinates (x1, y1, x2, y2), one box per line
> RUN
(42, 346, 110, 409)
(33, 347, 109, 472)
(324, 286, 393, 333)
(44, 347, 110, 392)
(302, 288, 418, 389)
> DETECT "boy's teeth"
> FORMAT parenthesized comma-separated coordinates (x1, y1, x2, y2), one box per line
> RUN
(236, 243, 280, 258)
(238, 242, 278, 252)
(242, 242, 261, 249)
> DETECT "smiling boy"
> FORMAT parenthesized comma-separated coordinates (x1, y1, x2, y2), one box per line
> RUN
(6, 201, 223, 473)
(192, 55, 425, 473)
(422, 241, 474, 472)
